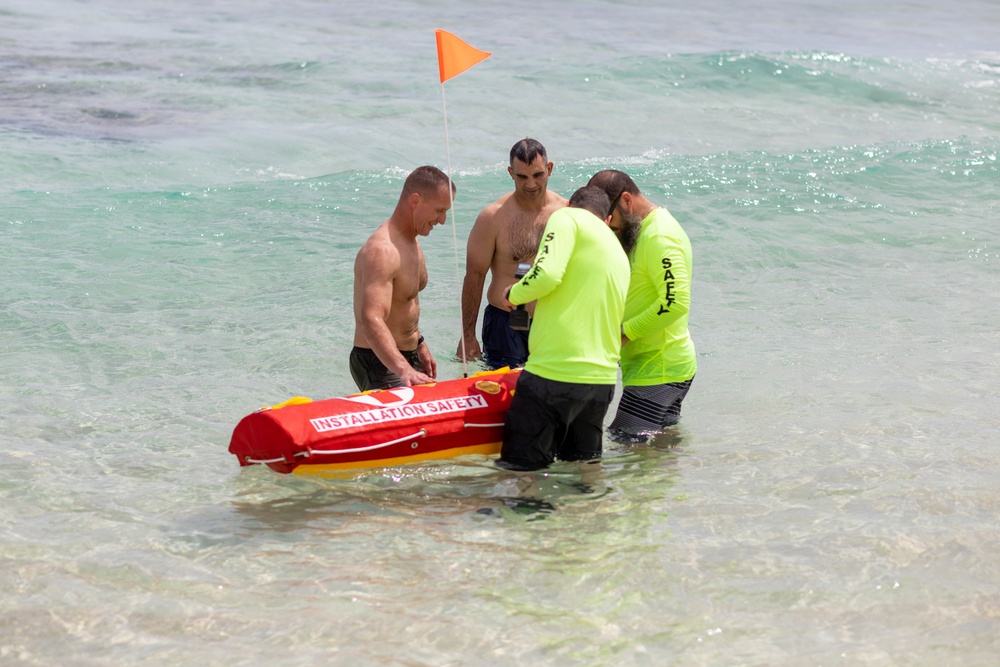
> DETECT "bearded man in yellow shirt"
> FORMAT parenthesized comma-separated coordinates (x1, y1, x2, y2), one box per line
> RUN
(588, 170, 697, 442)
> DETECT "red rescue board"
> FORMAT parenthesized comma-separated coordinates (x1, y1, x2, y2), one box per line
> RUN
(228, 368, 520, 475)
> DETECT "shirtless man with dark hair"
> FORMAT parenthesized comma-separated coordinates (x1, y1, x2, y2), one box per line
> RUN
(456, 138, 567, 369)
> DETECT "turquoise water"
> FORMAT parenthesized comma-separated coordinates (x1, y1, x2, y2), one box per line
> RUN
(2, 1, 999, 665)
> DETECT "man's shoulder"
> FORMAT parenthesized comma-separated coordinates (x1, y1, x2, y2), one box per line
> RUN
(485, 191, 517, 213)
(494, 191, 568, 221)
(637, 210, 692, 261)
(473, 193, 512, 226)
(533, 191, 568, 215)
(547, 206, 581, 225)
(357, 226, 405, 268)
(647, 206, 685, 229)
(545, 191, 569, 209)
(480, 192, 542, 228)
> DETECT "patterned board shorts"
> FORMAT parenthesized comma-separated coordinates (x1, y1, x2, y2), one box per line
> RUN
(608, 377, 695, 442)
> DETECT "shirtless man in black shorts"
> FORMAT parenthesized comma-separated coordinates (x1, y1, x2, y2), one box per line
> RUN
(350, 166, 454, 391)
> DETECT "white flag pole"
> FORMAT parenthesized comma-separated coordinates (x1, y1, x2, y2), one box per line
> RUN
(440, 82, 469, 378)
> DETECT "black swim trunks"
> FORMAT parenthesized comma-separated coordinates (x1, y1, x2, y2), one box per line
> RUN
(348, 346, 423, 392)
(499, 370, 616, 471)
(481, 304, 530, 370)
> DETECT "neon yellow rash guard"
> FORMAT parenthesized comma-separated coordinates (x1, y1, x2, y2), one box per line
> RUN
(620, 207, 697, 386)
(508, 207, 630, 385)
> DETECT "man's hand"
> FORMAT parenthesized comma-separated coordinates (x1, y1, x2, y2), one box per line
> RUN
(398, 366, 435, 387)
(416, 341, 437, 381)
(456, 334, 482, 362)
(500, 284, 517, 312)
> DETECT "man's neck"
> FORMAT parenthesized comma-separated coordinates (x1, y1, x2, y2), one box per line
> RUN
(388, 202, 422, 240)
(513, 189, 548, 212)
(636, 198, 657, 220)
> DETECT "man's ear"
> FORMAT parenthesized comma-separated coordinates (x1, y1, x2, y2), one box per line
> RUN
(409, 191, 422, 208)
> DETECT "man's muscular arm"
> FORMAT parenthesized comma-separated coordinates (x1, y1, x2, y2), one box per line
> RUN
(456, 208, 497, 361)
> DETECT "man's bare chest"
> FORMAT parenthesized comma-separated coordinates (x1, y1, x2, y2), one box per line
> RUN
(500, 215, 546, 263)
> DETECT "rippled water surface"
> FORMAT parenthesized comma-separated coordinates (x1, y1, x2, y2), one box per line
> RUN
(2, 1, 999, 665)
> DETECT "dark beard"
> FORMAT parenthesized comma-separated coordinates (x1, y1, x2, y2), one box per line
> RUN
(616, 210, 642, 256)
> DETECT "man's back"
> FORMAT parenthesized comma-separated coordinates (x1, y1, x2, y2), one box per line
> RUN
(512, 207, 630, 384)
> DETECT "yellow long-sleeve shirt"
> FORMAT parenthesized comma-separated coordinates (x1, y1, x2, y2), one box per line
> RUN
(508, 207, 630, 385)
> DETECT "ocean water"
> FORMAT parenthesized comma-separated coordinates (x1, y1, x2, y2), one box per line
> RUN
(2, 1, 999, 665)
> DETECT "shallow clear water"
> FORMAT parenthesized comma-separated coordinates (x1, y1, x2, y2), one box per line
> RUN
(2, 1, 999, 665)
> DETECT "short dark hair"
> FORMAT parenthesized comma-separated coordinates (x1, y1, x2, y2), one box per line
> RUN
(402, 165, 455, 197)
(568, 186, 611, 219)
(509, 138, 548, 166)
(586, 169, 640, 204)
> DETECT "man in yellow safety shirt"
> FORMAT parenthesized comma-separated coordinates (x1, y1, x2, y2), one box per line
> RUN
(497, 186, 630, 470)
(587, 169, 697, 442)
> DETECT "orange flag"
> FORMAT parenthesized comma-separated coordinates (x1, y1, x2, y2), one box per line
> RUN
(435, 29, 491, 83)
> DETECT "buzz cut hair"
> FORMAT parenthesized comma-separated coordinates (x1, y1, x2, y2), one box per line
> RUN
(568, 186, 611, 219)
(402, 165, 455, 197)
